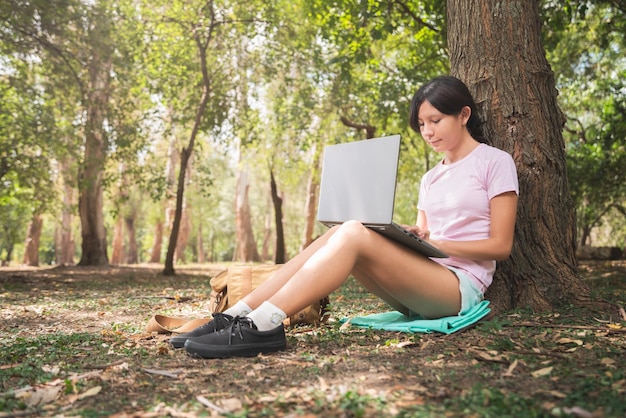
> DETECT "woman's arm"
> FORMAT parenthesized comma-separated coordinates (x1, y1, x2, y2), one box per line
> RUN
(431, 191, 518, 261)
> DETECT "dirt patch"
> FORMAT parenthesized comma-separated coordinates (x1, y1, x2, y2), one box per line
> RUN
(1, 262, 625, 417)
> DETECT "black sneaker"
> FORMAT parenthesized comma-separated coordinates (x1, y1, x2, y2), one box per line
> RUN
(183, 316, 286, 358)
(169, 313, 234, 349)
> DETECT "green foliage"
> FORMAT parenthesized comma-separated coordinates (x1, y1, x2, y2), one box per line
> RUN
(1, 0, 626, 264)
(543, 1, 626, 247)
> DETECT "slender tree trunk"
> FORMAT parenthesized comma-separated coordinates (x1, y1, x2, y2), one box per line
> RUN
(110, 217, 124, 265)
(162, 10, 216, 275)
(2, 230, 13, 265)
(262, 201, 272, 261)
(57, 159, 75, 265)
(22, 213, 43, 266)
(153, 135, 177, 264)
(301, 145, 320, 251)
(447, 0, 590, 312)
(176, 203, 190, 263)
(197, 221, 205, 264)
(125, 216, 138, 264)
(270, 167, 286, 264)
(233, 169, 261, 262)
(150, 220, 163, 263)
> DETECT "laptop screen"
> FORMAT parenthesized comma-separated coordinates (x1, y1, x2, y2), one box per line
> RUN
(317, 135, 401, 225)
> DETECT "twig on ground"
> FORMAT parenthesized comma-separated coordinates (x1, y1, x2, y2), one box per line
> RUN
(84, 358, 130, 370)
(142, 368, 183, 379)
(508, 323, 626, 333)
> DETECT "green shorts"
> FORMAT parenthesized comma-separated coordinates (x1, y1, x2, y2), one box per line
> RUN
(448, 266, 484, 315)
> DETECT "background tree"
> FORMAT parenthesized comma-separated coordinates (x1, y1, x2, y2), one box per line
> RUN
(542, 1, 626, 248)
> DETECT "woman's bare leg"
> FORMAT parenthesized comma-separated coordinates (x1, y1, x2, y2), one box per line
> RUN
(238, 225, 341, 310)
(252, 220, 462, 319)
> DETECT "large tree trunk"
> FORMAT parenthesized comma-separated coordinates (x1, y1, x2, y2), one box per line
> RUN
(447, 0, 590, 312)
(233, 169, 261, 262)
(77, 16, 112, 267)
(22, 213, 43, 266)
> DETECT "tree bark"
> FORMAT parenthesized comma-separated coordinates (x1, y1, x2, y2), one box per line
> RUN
(447, 0, 590, 312)
(22, 213, 42, 266)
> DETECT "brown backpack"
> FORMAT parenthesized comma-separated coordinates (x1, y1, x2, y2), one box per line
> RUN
(208, 264, 330, 326)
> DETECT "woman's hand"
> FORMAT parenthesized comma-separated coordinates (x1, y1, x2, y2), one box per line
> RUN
(402, 225, 430, 241)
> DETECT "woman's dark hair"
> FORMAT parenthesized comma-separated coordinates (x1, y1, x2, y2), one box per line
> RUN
(409, 75, 487, 144)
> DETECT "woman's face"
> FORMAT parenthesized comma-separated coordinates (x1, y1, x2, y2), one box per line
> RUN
(417, 100, 470, 153)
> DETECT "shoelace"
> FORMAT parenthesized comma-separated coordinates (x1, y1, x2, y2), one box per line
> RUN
(212, 313, 232, 329)
(227, 316, 257, 345)
(189, 313, 231, 334)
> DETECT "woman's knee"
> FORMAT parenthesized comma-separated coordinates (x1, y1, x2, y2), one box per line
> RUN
(336, 220, 370, 239)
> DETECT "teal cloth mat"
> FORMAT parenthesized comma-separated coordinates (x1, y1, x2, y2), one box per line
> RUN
(342, 300, 491, 334)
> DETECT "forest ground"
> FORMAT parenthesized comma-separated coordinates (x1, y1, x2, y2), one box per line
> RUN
(0, 260, 625, 417)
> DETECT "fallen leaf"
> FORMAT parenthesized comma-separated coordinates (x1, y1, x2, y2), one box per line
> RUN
(197, 395, 226, 413)
(41, 365, 60, 375)
(556, 338, 583, 346)
(78, 385, 102, 400)
(502, 359, 518, 377)
(600, 357, 616, 366)
(339, 320, 352, 330)
(563, 406, 593, 418)
(19, 386, 62, 408)
(547, 390, 567, 398)
(474, 350, 506, 362)
(531, 366, 553, 378)
(218, 397, 243, 412)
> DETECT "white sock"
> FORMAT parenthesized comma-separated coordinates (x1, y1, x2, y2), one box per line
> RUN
(223, 301, 252, 318)
(247, 301, 287, 331)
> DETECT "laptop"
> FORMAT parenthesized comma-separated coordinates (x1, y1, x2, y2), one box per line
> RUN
(316, 134, 448, 258)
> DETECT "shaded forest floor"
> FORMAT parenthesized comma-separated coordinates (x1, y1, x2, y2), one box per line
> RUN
(0, 261, 625, 417)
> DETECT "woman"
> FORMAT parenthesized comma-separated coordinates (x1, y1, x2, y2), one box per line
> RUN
(175, 75, 519, 359)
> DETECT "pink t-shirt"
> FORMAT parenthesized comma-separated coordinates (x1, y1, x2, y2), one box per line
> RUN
(417, 143, 519, 292)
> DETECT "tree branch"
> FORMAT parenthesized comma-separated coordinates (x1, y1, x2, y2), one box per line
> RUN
(339, 116, 377, 139)
(392, 0, 440, 32)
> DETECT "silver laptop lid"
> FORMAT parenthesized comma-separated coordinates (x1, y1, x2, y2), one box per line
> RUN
(317, 135, 401, 225)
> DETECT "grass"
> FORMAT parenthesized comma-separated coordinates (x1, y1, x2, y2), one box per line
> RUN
(0, 261, 625, 417)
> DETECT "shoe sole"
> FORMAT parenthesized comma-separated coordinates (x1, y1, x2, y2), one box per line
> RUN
(184, 340, 286, 359)
(169, 338, 187, 349)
